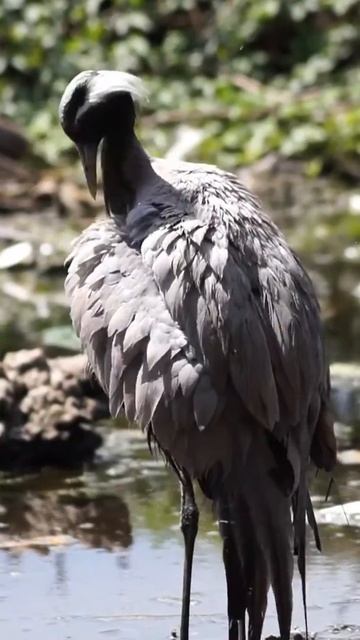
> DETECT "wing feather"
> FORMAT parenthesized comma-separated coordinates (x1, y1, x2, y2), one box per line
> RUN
(65, 220, 218, 447)
(65, 174, 334, 479)
(141, 207, 329, 440)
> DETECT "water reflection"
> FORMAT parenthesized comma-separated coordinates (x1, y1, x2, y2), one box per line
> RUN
(0, 472, 132, 552)
(0, 432, 359, 639)
(0, 431, 358, 550)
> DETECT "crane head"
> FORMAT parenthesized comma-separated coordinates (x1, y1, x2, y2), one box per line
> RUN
(59, 70, 146, 199)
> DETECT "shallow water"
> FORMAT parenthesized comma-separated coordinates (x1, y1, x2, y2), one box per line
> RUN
(0, 431, 359, 640)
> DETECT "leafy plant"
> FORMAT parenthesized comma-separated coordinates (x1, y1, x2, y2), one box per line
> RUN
(1, 0, 359, 176)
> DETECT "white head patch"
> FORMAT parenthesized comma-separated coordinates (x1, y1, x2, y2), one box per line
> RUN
(88, 70, 147, 104)
(59, 69, 147, 118)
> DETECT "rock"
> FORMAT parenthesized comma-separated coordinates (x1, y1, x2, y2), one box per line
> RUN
(0, 348, 108, 470)
(0, 117, 28, 160)
(0, 378, 14, 411)
(337, 449, 360, 465)
(32, 175, 58, 205)
(0, 241, 35, 269)
(2, 348, 47, 379)
(20, 385, 64, 415)
(334, 422, 355, 449)
(315, 500, 360, 526)
(331, 362, 360, 383)
(330, 362, 360, 427)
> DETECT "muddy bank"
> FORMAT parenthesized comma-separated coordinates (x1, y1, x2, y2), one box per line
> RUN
(0, 348, 107, 469)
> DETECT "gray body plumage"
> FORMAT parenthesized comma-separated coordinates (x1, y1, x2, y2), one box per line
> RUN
(61, 71, 336, 640)
(66, 160, 330, 477)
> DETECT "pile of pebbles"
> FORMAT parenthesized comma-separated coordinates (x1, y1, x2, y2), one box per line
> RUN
(0, 348, 108, 469)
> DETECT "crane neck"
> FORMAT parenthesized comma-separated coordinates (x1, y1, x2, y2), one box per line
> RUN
(101, 133, 157, 217)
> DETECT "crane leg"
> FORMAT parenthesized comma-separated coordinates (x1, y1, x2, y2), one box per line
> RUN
(179, 469, 199, 640)
(219, 504, 246, 640)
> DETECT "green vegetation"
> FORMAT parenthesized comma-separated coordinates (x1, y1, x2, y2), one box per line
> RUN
(1, 0, 360, 174)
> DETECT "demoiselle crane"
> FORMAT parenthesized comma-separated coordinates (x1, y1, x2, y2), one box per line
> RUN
(59, 70, 336, 640)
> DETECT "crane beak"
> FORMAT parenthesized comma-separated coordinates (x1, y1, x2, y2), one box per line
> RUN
(77, 142, 99, 200)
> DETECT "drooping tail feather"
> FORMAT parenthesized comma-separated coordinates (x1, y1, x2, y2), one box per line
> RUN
(214, 448, 294, 640)
(228, 495, 269, 640)
(306, 489, 321, 552)
(200, 406, 333, 640)
(218, 494, 267, 640)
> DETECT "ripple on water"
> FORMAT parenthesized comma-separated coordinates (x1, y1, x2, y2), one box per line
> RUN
(0, 435, 358, 639)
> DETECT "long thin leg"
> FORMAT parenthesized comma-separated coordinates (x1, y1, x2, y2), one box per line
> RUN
(219, 504, 246, 640)
(179, 469, 199, 640)
(247, 552, 268, 640)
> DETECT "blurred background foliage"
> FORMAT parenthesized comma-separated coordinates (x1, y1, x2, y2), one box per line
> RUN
(1, 0, 360, 175)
